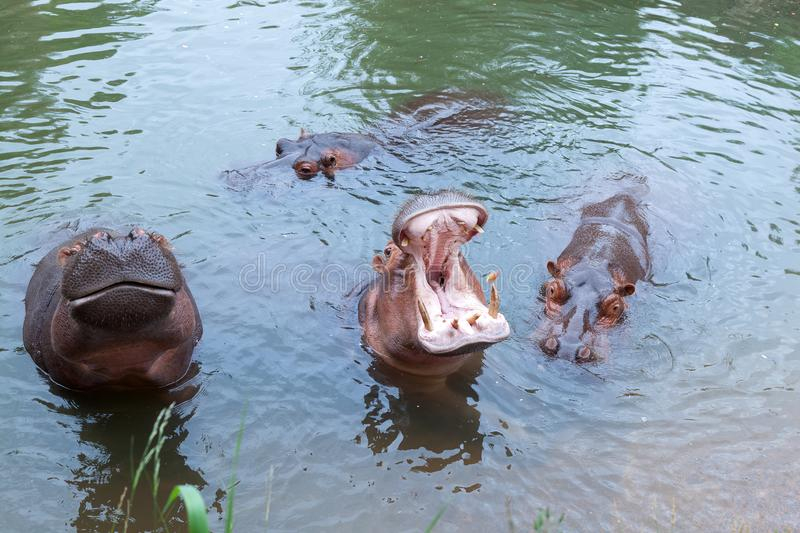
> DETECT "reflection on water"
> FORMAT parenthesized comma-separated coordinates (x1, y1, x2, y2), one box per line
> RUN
(1, 0, 799, 530)
(36, 373, 204, 532)
(0, 0, 155, 225)
(360, 357, 484, 473)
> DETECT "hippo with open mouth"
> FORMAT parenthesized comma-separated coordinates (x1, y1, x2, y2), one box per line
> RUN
(359, 190, 511, 376)
(23, 228, 202, 390)
(536, 192, 651, 362)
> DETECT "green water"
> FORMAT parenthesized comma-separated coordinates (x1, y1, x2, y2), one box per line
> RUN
(1, 0, 799, 530)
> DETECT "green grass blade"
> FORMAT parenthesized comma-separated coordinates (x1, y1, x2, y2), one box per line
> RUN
(224, 405, 247, 533)
(131, 403, 174, 494)
(424, 506, 447, 533)
(163, 485, 210, 533)
(264, 465, 275, 529)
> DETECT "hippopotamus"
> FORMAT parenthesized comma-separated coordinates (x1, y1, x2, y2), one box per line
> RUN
(223, 90, 505, 187)
(536, 192, 650, 362)
(23, 228, 202, 390)
(276, 130, 376, 179)
(359, 190, 510, 376)
(225, 130, 377, 183)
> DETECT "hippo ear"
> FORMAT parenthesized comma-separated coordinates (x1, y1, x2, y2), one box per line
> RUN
(546, 260, 560, 278)
(276, 138, 293, 157)
(299, 127, 310, 139)
(371, 254, 386, 273)
(617, 283, 636, 297)
(57, 245, 81, 266)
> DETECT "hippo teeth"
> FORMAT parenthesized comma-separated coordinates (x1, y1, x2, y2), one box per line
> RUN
(417, 298, 433, 331)
(488, 284, 499, 319)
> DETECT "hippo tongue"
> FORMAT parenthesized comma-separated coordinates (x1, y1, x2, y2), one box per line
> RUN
(423, 228, 456, 314)
(433, 284, 452, 315)
(424, 226, 452, 287)
(401, 206, 481, 318)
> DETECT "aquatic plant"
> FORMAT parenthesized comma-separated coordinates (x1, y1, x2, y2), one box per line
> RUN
(427, 504, 565, 532)
(122, 405, 565, 532)
(116, 403, 247, 533)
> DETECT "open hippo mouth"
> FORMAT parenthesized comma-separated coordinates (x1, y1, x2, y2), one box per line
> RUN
(393, 191, 511, 356)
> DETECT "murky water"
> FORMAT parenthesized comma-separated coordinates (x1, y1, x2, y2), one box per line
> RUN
(2, 0, 799, 530)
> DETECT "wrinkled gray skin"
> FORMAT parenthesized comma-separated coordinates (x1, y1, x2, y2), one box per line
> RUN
(536, 192, 651, 362)
(223, 90, 505, 188)
(23, 228, 202, 390)
(275, 132, 376, 178)
(224, 131, 376, 184)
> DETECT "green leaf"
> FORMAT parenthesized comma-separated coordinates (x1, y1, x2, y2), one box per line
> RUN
(424, 506, 447, 533)
(163, 485, 210, 533)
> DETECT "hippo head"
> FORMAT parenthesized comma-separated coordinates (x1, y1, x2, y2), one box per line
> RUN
(361, 190, 510, 376)
(275, 130, 375, 179)
(47, 228, 200, 389)
(537, 259, 635, 362)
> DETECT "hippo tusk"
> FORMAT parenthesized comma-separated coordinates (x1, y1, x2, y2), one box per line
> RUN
(401, 237, 409, 247)
(417, 298, 433, 331)
(466, 312, 480, 326)
(474, 224, 484, 234)
(488, 284, 500, 318)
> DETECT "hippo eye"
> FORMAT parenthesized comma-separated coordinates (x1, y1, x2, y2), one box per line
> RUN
(324, 154, 337, 167)
(383, 246, 392, 257)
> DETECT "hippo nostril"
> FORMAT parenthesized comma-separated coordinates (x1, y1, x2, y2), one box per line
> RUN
(542, 336, 559, 355)
(576, 345, 592, 362)
(92, 231, 109, 241)
(130, 228, 146, 239)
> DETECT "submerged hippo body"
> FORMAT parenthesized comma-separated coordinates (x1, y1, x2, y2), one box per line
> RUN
(23, 228, 202, 390)
(537, 192, 650, 362)
(359, 190, 510, 376)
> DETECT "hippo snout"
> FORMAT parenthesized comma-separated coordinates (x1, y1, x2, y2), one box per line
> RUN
(540, 336, 559, 356)
(537, 325, 600, 363)
(575, 345, 593, 363)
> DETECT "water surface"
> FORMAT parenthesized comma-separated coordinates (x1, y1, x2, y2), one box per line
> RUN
(1, 0, 799, 530)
